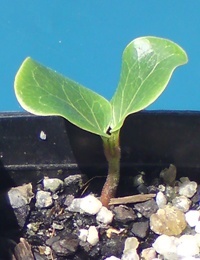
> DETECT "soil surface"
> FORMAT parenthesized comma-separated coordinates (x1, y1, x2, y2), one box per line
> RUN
(1, 165, 200, 259)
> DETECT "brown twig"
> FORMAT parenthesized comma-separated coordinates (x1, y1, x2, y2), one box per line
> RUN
(109, 193, 156, 205)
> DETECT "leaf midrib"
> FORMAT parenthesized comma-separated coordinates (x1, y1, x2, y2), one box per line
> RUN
(113, 53, 175, 127)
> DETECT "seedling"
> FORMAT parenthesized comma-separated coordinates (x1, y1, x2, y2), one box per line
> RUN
(14, 36, 188, 207)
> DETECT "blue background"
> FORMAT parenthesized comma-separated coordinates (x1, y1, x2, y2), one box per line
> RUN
(0, 1, 199, 111)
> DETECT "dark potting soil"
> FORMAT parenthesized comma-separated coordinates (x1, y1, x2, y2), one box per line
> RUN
(0, 165, 199, 259)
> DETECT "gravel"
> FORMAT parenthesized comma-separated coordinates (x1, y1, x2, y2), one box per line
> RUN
(3, 165, 200, 259)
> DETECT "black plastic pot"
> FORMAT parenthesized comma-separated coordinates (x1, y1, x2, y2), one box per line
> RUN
(1, 111, 200, 258)
(1, 111, 200, 185)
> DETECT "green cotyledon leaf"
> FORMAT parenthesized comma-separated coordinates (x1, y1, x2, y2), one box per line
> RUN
(110, 36, 188, 132)
(14, 57, 112, 137)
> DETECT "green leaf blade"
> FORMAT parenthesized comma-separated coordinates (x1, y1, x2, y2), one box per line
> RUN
(110, 36, 188, 132)
(14, 57, 111, 137)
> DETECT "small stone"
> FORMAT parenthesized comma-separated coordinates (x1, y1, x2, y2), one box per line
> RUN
(44, 246, 51, 255)
(67, 194, 101, 215)
(137, 184, 149, 194)
(13, 205, 30, 228)
(158, 185, 165, 192)
(177, 235, 199, 258)
(52, 194, 59, 200)
(165, 186, 177, 201)
(101, 237, 125, 258)
(185, 210, 200, 227)
(46, 236, 60, 246)
(123, 237, 139, 252)
(52, 222, 64, 230)
(121, 250, 139, 260)
(64, 174, 87, 196)
(131, 220, 149, 238)
(191, 185, 200, 204)
(8, 183, 34, 208)
(7, 184, 33, 228)
(67, 198, 81, 212)
(180, 177, 190, 183)
(160, 164, 177, 186)
(179, 181, 197, 198)
(133, 172, 145, 187)
(51, 235, 79, 256)
(27, 222, 41, 232)
(148, 185, 158, 194)
(150, 205, 187, 235)
(35, 190, 53, 208)
(87, 226, 99, 246)
(80, 195, 102, 215)
(38, 246, 47, 255)
(8, 189, 27, 208)
(96, 206, 113, 224)
(172, 195, 191, 212)
(106, 227, 125, 238)
(39, 130, 47, 140)
(113, 205, 136, 223)
(153, 235, 179, 260)
(122, 237, 139, 260)
(134, 199, 158, 218)
(137, 212, 143, 218)
(64, 194, 74, 207)
(78, 229, 88, 242)
(140, 247, 157, 260)
(43, 178, 64, 193)
(156, 191, 167, 208)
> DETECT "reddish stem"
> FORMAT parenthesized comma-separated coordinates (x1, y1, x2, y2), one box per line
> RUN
(100, 130, 121, 207)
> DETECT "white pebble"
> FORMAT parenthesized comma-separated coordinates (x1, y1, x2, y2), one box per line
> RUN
(153, 234, 200, 259)
(180, 177, 190, 183)
(67, 198, 81, 212)
(104, 257, 120, 260)
(96, 206, 114, 224)
(44, 246, 51, 255)
(153, 234, 179, 259)
(141, 247, 157, 260)
(52, 222, 64, 230)
(195, 233, 200, 247)
(8, 189, 28, 208)
(195, 221, 200, 233)
(123, 237, 139, 252)
(67, 194, 102, 214)
(179, 181, 197, 198)
(172, 195, 191, 212)
(39, 130, 47, 140)
(177, 235, 199, 257)
(158, 184, 165, 192)
(8, 184, 33, 208)
(87, 226, 99, 246)
(121, 237, 140, 259)
(121, 249, 139, 260)
(78, 229, 88, 242)
(80, 195, 102, 215)
(35, 190, 53, 208)
(185, 210, 200, 227)
(156, 191, 167, 208)
(43, 178, 63, 193)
